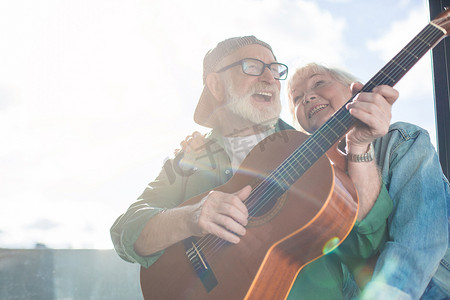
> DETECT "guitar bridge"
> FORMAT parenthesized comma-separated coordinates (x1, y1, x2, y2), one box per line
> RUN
(184, 237, 218, 293)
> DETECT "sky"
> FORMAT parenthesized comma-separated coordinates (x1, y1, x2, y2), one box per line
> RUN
(0, 0, 438, 249)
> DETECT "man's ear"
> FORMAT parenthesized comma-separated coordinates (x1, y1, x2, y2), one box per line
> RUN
(205, 73, 225, 103)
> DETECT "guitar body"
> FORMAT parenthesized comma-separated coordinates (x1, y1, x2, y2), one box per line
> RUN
(140, 130, 358, 299)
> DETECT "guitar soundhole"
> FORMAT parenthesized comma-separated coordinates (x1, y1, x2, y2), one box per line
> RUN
(248, 192, 288, 227)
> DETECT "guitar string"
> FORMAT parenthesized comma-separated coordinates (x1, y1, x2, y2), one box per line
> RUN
(191, 24, 443, 260)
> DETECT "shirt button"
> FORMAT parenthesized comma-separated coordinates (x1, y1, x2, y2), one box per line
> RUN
(225, 169, 231, 175)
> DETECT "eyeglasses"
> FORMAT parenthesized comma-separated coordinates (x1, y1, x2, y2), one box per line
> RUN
(216, 58, 288, 80)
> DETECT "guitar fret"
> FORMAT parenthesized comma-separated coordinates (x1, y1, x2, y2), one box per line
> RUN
(317, 130, 331, 143)
(274, 172, 290, 188)
(322, 122, 341, 139)
(402, 47, 419, 59)
(308, 140, 324, 152)
(299, 152, 312, 164)
(333, 114, 353, 132)
(416, 35, 432, 46)
(380, 70, 396, 83)
(390, 58, 407, 71)
(363, 80, 377, 92)
(327, 125, 340, 137)
(285, 169, 296, 182)
(287, 164, 301, 178)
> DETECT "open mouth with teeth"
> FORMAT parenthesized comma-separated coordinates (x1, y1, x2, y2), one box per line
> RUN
(253, 92, 273, 102)
(308, 104, 328, 118)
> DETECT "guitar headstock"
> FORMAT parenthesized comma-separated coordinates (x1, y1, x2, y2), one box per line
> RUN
(432, 7, 450, 35)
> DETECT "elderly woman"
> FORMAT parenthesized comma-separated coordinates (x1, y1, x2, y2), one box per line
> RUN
(286, 63, 448, 300)
(181, 62, 449, 299)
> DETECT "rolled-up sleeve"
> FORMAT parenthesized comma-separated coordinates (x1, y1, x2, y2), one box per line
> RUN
(110, 156, 187, 268)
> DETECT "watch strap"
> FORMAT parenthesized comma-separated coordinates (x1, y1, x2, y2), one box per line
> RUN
(347, 143, 374, 163)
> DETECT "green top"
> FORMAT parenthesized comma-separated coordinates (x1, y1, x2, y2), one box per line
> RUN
(288, 184, 392, 299)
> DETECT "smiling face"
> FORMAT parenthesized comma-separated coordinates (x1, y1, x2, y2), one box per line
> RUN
(289, 70, 353, 133)
(218, 44, 282, 127)
(222, 74, 281, 126)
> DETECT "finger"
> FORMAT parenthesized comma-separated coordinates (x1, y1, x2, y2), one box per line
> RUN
(217, 200, 248, 226)
(208, 222, 241, 244)
(350, 82, 364, 94)
(183, 131, 205, 152)
(347, 96, 384, 114)
(347, 95, 389, 127)
(192, 131, 202, 138)
(202, 190, 248, 224)
(347, 113, 390, 145)
(180, 140, 192, 152)
(349, 107, 390, 133)
(352, 86, 397, 106)
(347, 90, 392, 114)
(190, 136, 207, 152)
(234, 185, 252, 201)
(213, 213, 247, 236)
(233, 185, 251, 216)
(348, 98, 390, 125)
(372, 85, 399, 105)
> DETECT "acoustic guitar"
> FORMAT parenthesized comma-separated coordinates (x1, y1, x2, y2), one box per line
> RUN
(140, 8, 450, 299)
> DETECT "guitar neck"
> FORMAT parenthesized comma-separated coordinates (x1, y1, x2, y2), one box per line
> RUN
(364, 22, 446, 90)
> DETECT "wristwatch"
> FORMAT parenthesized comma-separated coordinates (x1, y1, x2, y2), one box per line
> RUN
(347, 143, 374, 163)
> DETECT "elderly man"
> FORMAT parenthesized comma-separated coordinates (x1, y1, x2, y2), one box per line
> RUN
(110, 36, 398, 299)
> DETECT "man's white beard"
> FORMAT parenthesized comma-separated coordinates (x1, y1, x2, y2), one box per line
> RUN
(223, 79, 281, 127)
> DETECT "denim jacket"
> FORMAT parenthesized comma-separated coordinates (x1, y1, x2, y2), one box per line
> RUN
(360, 122, 449, 300)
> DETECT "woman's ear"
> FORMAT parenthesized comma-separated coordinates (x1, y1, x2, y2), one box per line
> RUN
(205, 73, 225, 103)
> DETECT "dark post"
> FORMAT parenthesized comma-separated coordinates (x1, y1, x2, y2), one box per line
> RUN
(429, 0, 450, 179)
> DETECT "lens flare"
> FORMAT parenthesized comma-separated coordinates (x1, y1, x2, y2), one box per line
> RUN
(322, 237, 340, 255)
